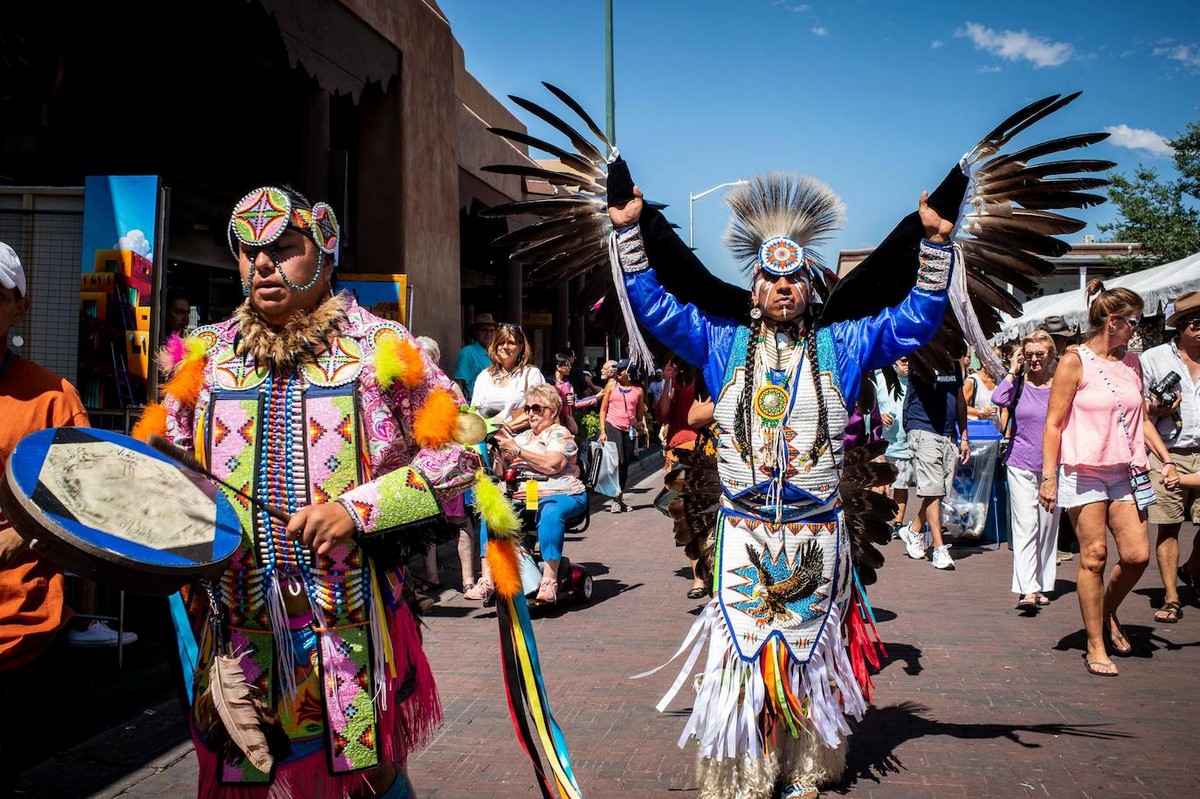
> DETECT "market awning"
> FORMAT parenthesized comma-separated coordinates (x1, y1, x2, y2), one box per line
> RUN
(997, 251, 1200, 341)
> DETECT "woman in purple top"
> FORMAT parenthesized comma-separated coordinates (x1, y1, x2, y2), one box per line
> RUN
(993, 330, 1059, 611)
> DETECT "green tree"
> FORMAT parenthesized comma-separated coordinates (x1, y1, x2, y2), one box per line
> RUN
(1100, 119, 1200, 272)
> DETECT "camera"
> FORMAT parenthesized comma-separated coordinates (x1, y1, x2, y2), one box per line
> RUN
(1151, 371, 1183, 407)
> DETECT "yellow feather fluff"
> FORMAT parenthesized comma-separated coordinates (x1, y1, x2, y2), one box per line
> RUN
(413, 389, 458, 448)
(375, 337, 425, 391)
(471, 468, 519, 539)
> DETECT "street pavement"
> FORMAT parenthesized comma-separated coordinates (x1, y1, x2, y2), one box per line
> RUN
(19, 452, 1200, 798)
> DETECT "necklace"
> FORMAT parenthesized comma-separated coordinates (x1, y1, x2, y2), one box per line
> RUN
(0, 350, 15, 380)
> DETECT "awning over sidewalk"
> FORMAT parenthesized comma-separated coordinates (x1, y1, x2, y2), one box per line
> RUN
(998, 250, 1200, 341)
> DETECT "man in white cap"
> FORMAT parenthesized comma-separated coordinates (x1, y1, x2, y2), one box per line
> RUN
(0, 241, 91, 796)
(1141, 290, 1200, 623)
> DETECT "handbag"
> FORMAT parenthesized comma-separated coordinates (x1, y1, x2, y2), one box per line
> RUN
(1081, 346, 1157, 511)
(593, 440, 621, 498)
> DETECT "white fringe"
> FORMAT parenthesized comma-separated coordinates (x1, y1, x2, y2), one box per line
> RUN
(606, 230, 656, 374)
(646, 595, 865, 760)
(266, 572, 300, 701)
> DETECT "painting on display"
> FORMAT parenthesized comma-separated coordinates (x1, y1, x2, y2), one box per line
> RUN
(336, 273, 409, 327)
(78, 176, 162, 409)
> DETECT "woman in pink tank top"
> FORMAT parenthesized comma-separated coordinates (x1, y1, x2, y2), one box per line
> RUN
(1040, 281, 1176, 677)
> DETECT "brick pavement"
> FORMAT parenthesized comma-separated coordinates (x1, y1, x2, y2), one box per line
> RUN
(23, 453, 1200, 797)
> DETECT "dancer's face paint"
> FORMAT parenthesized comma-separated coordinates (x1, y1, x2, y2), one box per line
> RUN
(752, 272, 810, 323)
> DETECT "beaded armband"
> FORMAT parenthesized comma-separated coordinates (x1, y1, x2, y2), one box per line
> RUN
(616, 224, 650, 274)
(916, 240, 953, 292)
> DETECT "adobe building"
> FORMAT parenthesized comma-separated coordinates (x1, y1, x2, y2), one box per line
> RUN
(0, 0, 568, 409)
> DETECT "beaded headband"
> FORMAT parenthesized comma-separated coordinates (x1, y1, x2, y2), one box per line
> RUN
(227, 186, 341, 265)
(757, 236, 814, 279)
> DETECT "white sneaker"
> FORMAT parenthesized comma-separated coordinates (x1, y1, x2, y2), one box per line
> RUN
(68, 619, 138, 648)
(931, 544, 955, 570)
(901, 525, 926, 560)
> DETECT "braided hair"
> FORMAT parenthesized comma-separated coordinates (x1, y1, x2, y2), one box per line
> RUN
(733, 317, 763, 464)
(805, 330, 831, 464)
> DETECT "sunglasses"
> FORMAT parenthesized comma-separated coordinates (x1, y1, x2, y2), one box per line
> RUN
(1182, 317, 1200, 331)
(523, 404, 549, 414)
(1115, 315, 1141, 328)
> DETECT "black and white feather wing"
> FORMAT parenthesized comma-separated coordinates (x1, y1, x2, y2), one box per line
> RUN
(483, 84, 752, 346)
(819, 92, 1112, 380)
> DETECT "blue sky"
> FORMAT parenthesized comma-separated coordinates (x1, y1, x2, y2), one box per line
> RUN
(440, 0, 1200, 284)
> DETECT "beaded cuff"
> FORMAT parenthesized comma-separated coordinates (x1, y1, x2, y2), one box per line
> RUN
(916, 240, 953, 292)
(616, 224, 650, 274)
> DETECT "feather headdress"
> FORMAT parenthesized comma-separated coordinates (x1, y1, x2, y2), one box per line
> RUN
(723, 172, 845, 288)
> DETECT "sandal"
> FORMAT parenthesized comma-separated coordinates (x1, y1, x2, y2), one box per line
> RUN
(686, 586, 708, 600)
(1036, 593, 1051, 606)
(1084, 656, 1118, 677)
(535, 577, 558, 604)
(1015, 596, 1038, 611)
(1155, 600, 1183, 624)
(1105, 615, 1133, 656)
(463, 577, 494, 601)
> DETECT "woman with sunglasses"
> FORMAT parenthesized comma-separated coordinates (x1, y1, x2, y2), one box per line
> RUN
(470, 323, 545, 434)
(993, 330, 1059, 611)
(494, 384, 588, 603)
(1040, 281, 1177, 677)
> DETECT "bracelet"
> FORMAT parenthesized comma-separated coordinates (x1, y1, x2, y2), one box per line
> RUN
(1039, 474, 1057, 483)
(1164, 461, 1176, 467)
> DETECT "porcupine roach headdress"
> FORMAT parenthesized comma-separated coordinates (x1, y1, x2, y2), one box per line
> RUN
(723, 171, 845, 306)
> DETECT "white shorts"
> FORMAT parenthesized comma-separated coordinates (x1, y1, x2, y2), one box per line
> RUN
(886, 455, 915, 489)
(1057, 465, 1134, 509)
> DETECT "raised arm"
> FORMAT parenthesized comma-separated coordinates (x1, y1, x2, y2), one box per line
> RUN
(609, 187, 735, 372)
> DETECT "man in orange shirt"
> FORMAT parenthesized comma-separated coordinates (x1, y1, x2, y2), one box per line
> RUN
(0, 241, 90, 796)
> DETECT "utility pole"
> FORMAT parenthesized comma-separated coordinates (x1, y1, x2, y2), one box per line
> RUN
(605, 0, 620, 361)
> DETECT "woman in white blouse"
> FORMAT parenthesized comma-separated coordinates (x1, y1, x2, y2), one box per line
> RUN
(464, 323, 545, 600)
(470, 323, 545, 432)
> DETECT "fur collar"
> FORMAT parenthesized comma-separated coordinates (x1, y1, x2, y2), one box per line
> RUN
(234, 292, 348, 373)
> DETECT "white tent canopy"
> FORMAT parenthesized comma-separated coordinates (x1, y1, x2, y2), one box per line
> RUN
(997, 250, 1200, 342)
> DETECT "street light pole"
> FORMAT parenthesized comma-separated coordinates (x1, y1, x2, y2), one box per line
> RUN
(689, 180, 749, 248)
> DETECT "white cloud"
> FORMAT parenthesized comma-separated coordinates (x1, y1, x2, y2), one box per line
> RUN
(116, 229, 153, 257)
(1104, 124, 1175, 158)
(978, 65, 1003, 73)
(931, 39, 944, 49)
(812, 26, 827, 36)
(955, 21, 1074, 68)
(1154, 44, 1200, 69)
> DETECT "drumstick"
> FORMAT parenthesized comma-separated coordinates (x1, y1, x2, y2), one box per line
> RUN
(148, 435, 292, 524)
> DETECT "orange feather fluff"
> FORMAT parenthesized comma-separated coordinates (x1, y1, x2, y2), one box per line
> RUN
(131, 403, 168, 442)
(487, 540, 523, 599)
(161, 352, 207, 409)
(413, 389, 458, 448)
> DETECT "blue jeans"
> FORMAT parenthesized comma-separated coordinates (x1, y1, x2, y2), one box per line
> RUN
(535, 492, 588, 562)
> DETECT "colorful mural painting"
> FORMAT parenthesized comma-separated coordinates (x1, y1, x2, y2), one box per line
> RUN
(78, 175, 161, 409)
(336, 273, 409, 326)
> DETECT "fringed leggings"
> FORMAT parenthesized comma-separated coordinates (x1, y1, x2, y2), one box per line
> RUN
(695, 735, 848, 799)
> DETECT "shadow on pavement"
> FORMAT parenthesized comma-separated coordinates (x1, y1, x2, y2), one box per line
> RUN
(877, 642, 923, 676)
(839, 701, 1135, 789)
